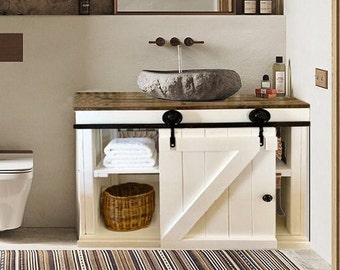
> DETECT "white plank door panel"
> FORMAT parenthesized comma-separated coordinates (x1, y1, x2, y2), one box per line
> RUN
(252, 147, 276, 237)
(159, 128, 277, 249)
(228, 163, 253, 238)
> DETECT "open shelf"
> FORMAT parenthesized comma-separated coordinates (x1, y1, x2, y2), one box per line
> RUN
(94, 161, 159, 177)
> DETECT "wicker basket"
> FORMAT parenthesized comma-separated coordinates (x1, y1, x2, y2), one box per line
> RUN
(102, 182, 155, 232)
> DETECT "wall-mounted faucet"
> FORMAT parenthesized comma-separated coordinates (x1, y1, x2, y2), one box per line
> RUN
(170, 37, 181, 46)
(184, 37, 204, 46)
(148, 37, 165, 46)
(148, 37, 205, 47)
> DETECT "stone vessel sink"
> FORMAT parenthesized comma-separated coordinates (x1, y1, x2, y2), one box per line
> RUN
(137, 69, 242, 101)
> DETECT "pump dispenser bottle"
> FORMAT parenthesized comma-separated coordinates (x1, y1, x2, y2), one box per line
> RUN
(272, 56, 286, 97)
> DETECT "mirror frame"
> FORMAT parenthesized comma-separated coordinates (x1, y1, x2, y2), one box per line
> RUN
(113, 0, 236, 15)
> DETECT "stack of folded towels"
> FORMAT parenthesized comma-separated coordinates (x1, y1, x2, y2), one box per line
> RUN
(103, 137, 157, 168)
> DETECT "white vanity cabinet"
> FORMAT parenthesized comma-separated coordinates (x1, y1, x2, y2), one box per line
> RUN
(74, 92, 310, 249)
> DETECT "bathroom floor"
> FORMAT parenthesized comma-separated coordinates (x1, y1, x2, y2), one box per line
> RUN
(0, 228, 332, 270)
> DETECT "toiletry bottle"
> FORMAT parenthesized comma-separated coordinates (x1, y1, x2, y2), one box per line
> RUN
(257, 74, 271, 97)
(244, 0, 257, 14)
(260, 0, 272, 14)
(272, 56, 286, 97)
(79, 0, 90, 15)
(261, 74, 271, 89)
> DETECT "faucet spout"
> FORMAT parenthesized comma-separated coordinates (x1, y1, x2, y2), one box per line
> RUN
(170, 37, 181, 46)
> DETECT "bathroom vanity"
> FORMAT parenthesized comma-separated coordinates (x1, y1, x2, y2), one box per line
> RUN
(74, 91, 310, 249)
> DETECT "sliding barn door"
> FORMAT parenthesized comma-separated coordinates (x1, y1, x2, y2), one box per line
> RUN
(159, 128, 277, 249)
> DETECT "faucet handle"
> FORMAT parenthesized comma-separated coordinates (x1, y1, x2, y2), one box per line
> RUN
(184, 37, 204, 46)
(149, 37, 165, 46)
(170, 37, 181, 46)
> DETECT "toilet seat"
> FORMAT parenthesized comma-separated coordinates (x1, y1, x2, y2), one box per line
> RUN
(0, 150, 33, 174)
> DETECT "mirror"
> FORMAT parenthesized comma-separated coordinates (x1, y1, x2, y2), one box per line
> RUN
(113, 0, 235, 14)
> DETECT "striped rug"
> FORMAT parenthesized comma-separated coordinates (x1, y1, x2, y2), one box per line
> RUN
(0, 249, 301, 270)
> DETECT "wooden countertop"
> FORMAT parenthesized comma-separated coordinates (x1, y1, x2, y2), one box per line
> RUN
(73, 91, 310, 111)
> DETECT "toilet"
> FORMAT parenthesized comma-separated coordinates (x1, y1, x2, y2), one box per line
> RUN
(0, 150, 33, 231)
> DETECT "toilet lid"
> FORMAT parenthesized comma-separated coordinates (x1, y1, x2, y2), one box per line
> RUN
(0, 151, 33, 172)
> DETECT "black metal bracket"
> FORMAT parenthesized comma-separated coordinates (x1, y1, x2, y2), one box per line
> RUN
(162, 110, 183, 148)
(249, 108, 271, 146)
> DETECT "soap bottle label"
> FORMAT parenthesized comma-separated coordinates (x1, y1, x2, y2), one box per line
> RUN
(275, 71, 285, 94)
(244, 1, 256, 14)
(262, 81, 271, 89)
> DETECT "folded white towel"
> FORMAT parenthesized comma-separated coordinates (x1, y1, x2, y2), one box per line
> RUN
(104, 137, 156, 157)
(103, 151, 158, 168)
(104, 150, 156, 160)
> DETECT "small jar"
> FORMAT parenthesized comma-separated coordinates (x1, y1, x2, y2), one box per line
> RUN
(261, 74, 271, 89)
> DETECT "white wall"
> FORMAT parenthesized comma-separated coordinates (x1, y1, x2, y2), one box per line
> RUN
(0, 15, 285, 228)
(285, 0, 332, 264)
